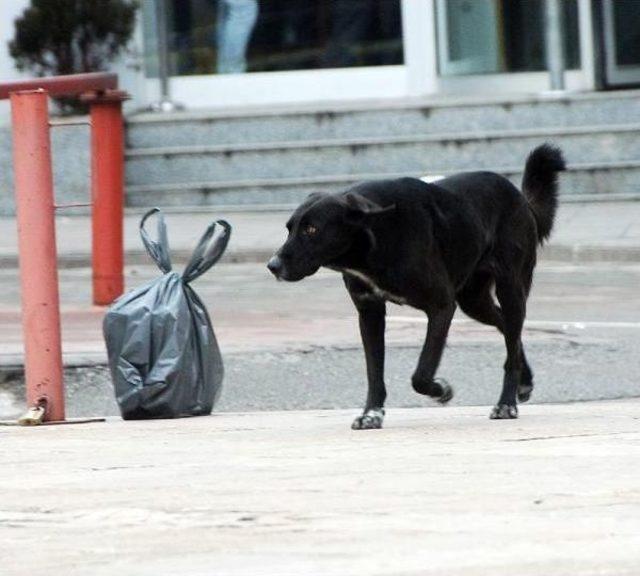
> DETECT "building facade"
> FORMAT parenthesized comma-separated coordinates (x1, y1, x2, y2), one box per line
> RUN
(2, 1, 640, 212)
(137, 0, 640, 110)
(1, 0, 639, 122)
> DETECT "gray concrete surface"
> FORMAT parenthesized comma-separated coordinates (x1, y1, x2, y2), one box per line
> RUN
(1, 261, 639, 419)
(124, 91, 640, 207)
(1, 400, 639, 576)
(126, 89, 640, 147)
(125, 162, 640, 209)
(125, 126, 640, 186)
(0, 120, 90, 215)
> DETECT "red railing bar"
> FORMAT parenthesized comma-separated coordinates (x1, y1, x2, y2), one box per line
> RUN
(49, 119, 90, 127)
(54, 203, 93, 209)
(0, 72, 117, 100)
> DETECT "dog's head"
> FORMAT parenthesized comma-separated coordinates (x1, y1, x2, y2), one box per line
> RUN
(267, 191, 395, 281)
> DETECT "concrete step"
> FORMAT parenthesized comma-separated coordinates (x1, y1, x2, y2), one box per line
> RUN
(126, 124, 640, 188)
(126, 90, 640, 147)
(126, 160, 640, 208)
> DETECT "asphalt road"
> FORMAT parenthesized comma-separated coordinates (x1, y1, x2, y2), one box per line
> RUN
(1, 261, 639, 419)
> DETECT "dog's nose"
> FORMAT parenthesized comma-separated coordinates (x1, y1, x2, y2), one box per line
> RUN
(267, 255, 283, 276)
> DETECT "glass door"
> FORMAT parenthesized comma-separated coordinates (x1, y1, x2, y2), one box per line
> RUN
(138, 0, 408, 109)
(602, 0, 640, 86)
(156, 0, 404, 75)
(436, 0, 501, 75)
(435, 0, 581, 77)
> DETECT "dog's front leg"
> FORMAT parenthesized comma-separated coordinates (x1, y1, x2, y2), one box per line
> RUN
(411, 302, 456, 403)
(345, 277, 387, 430)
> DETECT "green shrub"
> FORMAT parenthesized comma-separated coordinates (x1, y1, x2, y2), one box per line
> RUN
(9, 0, 138, 112)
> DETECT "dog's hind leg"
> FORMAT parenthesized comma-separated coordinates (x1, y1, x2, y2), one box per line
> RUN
(457, 274, 503, 329)
(345, 275, 388, 430)
(457, 274, 534, 402)
(411, 302, 456, 404)
(490, 276, 527, 419)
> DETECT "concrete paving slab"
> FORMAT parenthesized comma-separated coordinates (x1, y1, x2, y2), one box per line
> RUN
(1, 400, 639, 576)
(2, 260, 640, 365)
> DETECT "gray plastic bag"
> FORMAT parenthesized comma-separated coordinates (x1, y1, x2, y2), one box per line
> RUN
(103, 208, 231, 420)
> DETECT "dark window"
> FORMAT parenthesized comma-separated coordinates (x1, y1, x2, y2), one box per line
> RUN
(146, 0, 404, 77)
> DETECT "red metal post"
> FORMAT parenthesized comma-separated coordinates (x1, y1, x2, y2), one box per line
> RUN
(10, 89, 65, 422)
(89, 92, 126, 305)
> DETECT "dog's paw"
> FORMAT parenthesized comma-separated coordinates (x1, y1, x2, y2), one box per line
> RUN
(517, 383, 533, 403)
(351, 408, 385, 430)
(490, 404, 518, 420)
(437, 383, 454, 405)
(412, 377, 452, 401)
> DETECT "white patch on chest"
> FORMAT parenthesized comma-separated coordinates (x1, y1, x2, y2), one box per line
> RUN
(420, 174, 444, 183)
(343, 268, 407, 305)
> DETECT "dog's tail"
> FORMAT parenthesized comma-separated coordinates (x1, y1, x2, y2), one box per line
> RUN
(522, 144, 566, 244)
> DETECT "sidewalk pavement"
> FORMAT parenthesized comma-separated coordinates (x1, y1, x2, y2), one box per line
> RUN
(2, 399, 639, 576)
(0, 200, 639, 267)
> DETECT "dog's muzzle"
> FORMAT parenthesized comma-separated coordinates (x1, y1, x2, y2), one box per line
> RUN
(267, 255, 283, 278)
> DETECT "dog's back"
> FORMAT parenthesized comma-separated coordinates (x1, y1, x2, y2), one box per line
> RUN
(432, 144, 566, 246)
(346, 144, 565, 289)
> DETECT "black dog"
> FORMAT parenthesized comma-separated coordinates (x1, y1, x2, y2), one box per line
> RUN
(268, 145, 565, 429)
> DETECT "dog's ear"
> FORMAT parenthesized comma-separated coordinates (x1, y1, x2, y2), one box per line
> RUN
(302, 192, 327, 207)
(295, 191, 326, 212)
(343, 193, 396, 226)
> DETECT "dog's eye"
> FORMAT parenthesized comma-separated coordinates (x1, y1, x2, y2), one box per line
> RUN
(303, 224, 318, 237)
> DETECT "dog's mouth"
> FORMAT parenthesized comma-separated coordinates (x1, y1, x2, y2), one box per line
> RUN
(276, 266, 318, 282)
(268, 262, 320, 282)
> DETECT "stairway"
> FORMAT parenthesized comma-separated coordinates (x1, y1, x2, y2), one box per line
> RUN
(125, 91, 640, 209)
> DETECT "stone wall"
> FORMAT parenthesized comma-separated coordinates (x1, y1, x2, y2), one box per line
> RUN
(0, 119, 90, 215)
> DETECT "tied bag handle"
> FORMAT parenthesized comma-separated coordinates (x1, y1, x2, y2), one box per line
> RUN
(140, 208, 172, 273)
(183, 219, 232, 283)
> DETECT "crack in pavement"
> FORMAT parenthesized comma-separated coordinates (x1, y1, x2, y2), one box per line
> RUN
(504, 430, 639, 442)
